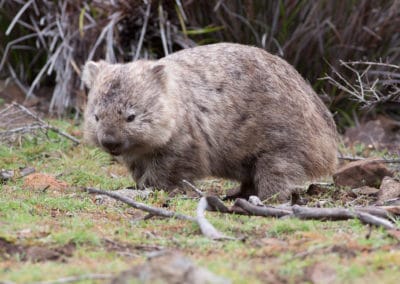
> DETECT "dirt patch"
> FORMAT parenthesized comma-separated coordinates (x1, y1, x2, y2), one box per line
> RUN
(0, 237, 75, 262)
(24, 243, 75, 262)
(23, 173, 69, 191)
(0, 237, 23, 258)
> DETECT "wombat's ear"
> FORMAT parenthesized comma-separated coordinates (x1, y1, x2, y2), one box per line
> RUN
(82, 61, 101, 89)
(151, 64, 166, 83)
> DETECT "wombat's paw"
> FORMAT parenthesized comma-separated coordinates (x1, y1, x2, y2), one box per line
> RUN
(223, 186, 250, 201)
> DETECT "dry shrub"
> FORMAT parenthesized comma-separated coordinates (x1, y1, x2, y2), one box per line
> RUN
(0, 0, 399, 124)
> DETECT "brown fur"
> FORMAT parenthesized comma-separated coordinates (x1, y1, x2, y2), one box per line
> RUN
(82, 43, 338, 201)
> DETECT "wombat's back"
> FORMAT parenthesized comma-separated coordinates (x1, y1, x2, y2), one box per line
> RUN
(160, 43, 337, 186)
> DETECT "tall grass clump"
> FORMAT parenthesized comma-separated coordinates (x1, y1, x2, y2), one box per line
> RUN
(0, 0, 399, 126)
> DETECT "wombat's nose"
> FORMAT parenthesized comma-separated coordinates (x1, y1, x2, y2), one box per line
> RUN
(100, 138, 122, 155)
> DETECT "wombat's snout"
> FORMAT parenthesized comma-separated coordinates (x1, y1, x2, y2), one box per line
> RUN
(100, 137, 122, 156)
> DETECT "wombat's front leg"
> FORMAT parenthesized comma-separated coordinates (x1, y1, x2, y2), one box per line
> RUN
(224, 180, 257, 200)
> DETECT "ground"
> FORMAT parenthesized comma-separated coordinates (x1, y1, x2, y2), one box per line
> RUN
(1, 120, 400, 284)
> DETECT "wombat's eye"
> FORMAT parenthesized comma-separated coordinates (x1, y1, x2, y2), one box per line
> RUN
(94, 114, 99, 122)
(126, 114, 136, 122)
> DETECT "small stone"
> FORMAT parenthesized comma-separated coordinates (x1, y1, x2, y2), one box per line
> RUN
(377, 176, 400, 204)
(333, 158, 393, 188)
(20, 167, 35, 177)
(0, 169, 14, 182)
(111, 251, 230, 284)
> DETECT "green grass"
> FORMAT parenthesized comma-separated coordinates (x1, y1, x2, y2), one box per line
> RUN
(1, 121, 400, 283)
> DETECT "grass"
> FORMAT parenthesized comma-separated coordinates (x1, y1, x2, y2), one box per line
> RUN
(1, 121, 400, 283)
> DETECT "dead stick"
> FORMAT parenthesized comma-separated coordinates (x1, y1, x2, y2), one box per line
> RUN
(85, 187, 236, 241)
(355, 207, 395, 220)
(197, 197, 236, 240)
(29, 273, 113, 284)
(205, 196, 231, 213)
(292, 205, 355, 221)
(355, 212, 396, 230)
(182, 179, 204, 197)
(292, 205, 395, 229)
(13, 102, 80, 145)
(234, 199, 292, 218)
(229, 199, 397, 229)
(85, 187, 195, 221)
(338, 155, 400, 163)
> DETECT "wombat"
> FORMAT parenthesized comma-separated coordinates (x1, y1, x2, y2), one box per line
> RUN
(82, 43, 337, 201)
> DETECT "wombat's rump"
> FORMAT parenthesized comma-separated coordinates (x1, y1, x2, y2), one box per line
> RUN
(82, 43, 337, 201)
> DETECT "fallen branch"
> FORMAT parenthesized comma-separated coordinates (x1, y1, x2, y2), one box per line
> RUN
(215, 197, 399, 230)
(182, 179, 204, 197)
(291, 205, 355, 220)
(29, 273, 113, 284)
(291, 205, 395, 229)
(85, 187, 195, 221)
(355, 206, 395, 221)
(234, 199, 292, 218)
(85, 187, 235, 241)
(197, 197, 236, 240)
(355, 212, 395, 230)
(13, 103, 80, 145)
(338, 155, 400, 163)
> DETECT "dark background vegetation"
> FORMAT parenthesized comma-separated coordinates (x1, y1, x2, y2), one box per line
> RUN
(0, 0, 399, 130)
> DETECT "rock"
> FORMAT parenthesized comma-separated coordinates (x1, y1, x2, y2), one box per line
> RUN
(333, 158, 393, 188)
(306, 262, 337, 284)
(344, 116, 400, 153)
(111, 251, 231, 284)
(19, 166, 35, 177)
(377, 176, 400, 204)
(351, 186, 380, 196)
(0, 169, 14, 182)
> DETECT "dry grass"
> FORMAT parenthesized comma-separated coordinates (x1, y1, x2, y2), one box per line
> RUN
(0, 0, 399, 123)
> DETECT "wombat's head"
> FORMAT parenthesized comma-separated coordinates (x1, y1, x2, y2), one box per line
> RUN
(82, 60, 176, 157)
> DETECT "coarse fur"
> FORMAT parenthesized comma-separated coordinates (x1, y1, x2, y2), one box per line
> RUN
(82, 43, 338, 201)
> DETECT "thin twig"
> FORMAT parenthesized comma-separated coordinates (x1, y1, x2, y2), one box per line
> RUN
(182, 179, 204, 197)
(85, 187, 195, 221)
(28, 273, 113, 284)
(12, 103, 80, 145)
(158, 3, 169, 56)
(338, 155, 400, 163)
(346, 61, 400, 70)
(134, 1, 151, 60)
